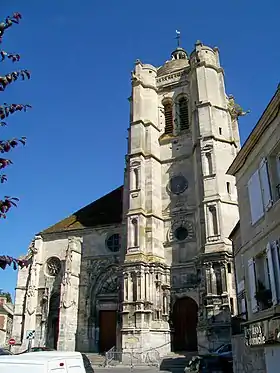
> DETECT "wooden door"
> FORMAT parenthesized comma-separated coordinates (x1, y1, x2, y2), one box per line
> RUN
(172, 297, 198, 352)
(99, 310, 117, 353)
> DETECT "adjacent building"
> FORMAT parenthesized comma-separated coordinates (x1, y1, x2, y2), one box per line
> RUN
(228, 84, 280, 373)
(12, 40, 240, 356)
(0, 295, 14, 347)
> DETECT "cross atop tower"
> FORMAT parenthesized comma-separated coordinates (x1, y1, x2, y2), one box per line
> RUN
(175, 30, 181, 47)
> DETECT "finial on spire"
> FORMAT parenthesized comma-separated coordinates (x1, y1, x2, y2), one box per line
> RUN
(175, 30, 181, 47)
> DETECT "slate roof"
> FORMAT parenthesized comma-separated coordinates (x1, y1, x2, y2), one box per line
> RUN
(41, 186, 123, 234)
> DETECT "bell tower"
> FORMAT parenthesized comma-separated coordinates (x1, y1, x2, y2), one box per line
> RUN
(121, 37, 240, 356)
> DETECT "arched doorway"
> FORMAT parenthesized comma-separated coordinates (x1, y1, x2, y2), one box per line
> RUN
(89, 267, 119, 353)
(172, 296, 198, 352)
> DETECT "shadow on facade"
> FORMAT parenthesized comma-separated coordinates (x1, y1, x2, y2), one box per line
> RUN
(161, 86, 206, 355)
(45, 275, 62, 349)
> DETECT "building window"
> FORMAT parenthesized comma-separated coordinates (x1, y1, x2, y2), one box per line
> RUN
(254, 252, 273, 311)
(276, 154, 280, 199)
(248, 245, 278, 314)
(237, 280, 247, 319)
(247, 158, 272, 225)
(209, 205, 218, 236)
(230, 297, 234, 314)
(163, 102, 173, 134)
(106, 234, 121, 252)
(226, 182, 231, 194)
(270, 152, 280, 201)
(214, 266, 223, 295)
(46, 257, 61, 277)
(133, 168, 139, 190)
(219, 127, 222, 135)
(131, 218, 138, 247)
(205, 152, 213, 175)
(178, 97, 189, 131)
(227, 263, 231, 273)
(132, 274, 137, 301)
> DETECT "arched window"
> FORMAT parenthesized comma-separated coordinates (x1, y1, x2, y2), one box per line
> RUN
(134, 168, 139, 189)
(163, 102, 173, 134)
(178, 97, 189, 131)
(209, 205, 218, 235)
(206, 152, 213, 175)
(132, 218, 138, 247)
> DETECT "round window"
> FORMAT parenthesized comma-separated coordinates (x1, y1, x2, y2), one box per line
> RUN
(46, 257, 61, 277)
(107, 234, 121, 252)
(174, 226, 188, 241)
(169, 175, 188, 195)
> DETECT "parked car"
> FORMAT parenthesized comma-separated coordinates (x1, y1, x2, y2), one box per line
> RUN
(0, 348, 13, 355)
(0, 350, 88, 373)
(19, 346, 55, 354)
(185, 353, 233, 373)
(212, 343, 232, 359)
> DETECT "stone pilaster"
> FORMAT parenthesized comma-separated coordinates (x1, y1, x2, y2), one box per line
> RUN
(57, 237, 81, 351)
(220, 262, 228, 294)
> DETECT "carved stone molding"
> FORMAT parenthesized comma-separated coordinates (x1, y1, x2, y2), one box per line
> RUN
(26, 260, 38, 315)
(157, 71, 189, 86)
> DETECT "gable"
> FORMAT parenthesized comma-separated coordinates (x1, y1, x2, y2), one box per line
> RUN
(41, 186, 123, 234)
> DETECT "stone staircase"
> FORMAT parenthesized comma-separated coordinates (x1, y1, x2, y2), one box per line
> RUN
(85, 351, 197, 370)
(159, 351, 198, 372)
(85, 353, 106, 367)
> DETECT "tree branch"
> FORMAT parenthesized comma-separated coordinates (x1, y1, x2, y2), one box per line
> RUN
(0, 103, 31, 125)
(0, 13, 22, 42)
(0, 70, 31, 91)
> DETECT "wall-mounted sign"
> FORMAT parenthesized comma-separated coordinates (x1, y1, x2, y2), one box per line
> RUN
(245, 323, 266, 346)
(245, 318, 280, 346)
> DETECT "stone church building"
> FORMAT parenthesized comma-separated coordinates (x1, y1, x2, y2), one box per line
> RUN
(12, 40, 240, 356)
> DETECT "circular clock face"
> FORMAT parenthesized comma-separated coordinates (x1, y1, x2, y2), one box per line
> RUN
(169, 175, 188, 195)
(174, 226, 188, 241)
(170, 219, 194, 242)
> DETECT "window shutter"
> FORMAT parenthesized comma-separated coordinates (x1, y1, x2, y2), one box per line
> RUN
(178, 97, 189, 131)
(248, 258, 258, 313)
(164, 103, 173, 134)
(272, 240, 280, 302)
(276, 154, 280, 180)
(266, 242, 277, 305)
(247, 170, 264, 224)
(259, 158, 272, 210)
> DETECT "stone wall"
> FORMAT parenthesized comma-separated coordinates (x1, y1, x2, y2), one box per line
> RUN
(232, 334, 266, 373)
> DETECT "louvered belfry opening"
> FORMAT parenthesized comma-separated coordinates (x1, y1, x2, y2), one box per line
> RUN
(178, 97, 189, 131)
(164, 102, 173, 134)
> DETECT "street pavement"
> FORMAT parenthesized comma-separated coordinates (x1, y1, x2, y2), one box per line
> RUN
(94, 368, 169, 373)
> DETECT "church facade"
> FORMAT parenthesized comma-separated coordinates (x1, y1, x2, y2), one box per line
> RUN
(12, 41, 240, 356)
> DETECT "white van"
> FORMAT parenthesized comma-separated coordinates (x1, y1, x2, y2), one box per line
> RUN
(0, 351, 87, 373)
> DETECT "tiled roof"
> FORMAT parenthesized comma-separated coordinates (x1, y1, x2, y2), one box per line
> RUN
(41, 186, 123, 234)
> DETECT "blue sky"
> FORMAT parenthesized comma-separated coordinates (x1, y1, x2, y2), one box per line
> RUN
(0, 1, 279, 297)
